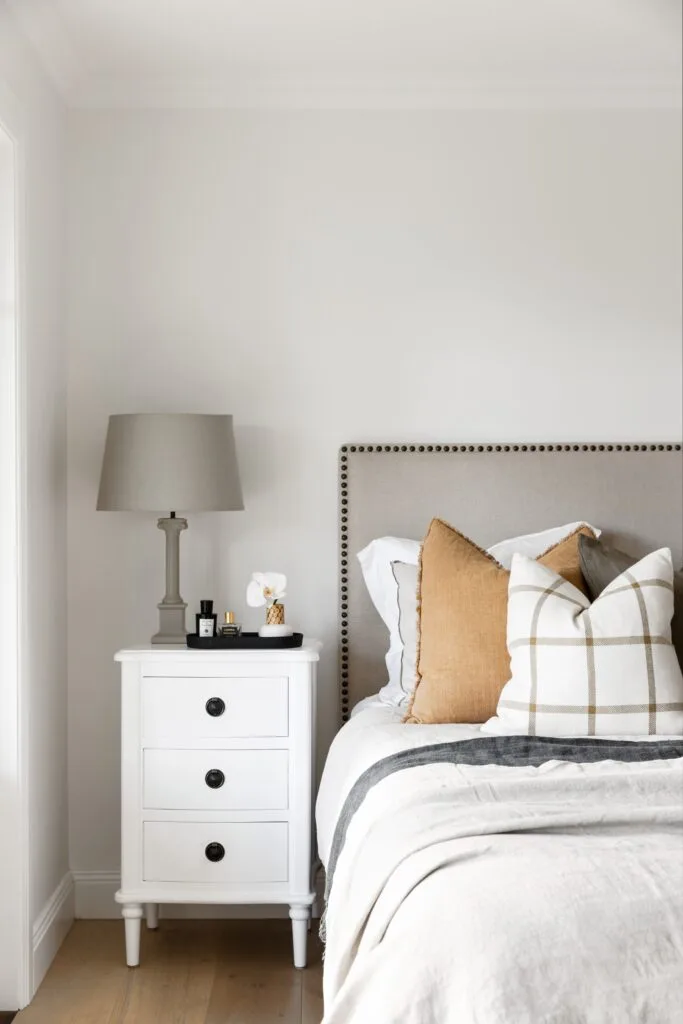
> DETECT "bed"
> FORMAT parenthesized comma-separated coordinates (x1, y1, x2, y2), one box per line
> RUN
(317, 442, 683, 1024)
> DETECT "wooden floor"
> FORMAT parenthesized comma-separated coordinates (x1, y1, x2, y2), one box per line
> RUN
(16, 920, 323, 1024)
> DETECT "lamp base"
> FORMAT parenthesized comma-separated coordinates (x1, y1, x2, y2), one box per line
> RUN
(151, 600, 188, 645)
(152, 515, 189, 644)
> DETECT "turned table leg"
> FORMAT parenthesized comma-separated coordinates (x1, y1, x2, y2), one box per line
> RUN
(122, 903, 143, 967)
(145, 902, 159, 930)
(289, 904, 311, 969)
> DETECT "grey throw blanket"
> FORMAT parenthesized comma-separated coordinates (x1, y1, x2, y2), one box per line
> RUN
(322, 734, 683, 940)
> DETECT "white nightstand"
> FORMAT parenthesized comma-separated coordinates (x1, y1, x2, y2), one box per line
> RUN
(114, 641, 320, 969)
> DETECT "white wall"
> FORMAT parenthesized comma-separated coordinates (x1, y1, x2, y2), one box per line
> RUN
(0, 2, 69, 1006)
(67, 109, 682, 903)
(0, 90, 23, 1011)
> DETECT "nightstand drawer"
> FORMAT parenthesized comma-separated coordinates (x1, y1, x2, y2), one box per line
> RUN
(143, 821, 288, 883)
(142, 676, 288, 742)
(143, 748, 289, 810)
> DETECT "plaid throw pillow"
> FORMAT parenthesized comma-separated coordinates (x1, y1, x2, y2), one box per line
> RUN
(483, 547, 683, 737)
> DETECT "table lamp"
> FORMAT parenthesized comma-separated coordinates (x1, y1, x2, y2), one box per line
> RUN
(97, 413, 244, 644)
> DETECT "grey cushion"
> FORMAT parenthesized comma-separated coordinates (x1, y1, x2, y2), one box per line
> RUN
(579, 533, 683, 669)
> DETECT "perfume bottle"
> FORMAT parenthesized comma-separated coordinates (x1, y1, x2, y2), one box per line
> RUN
(219, 611, 242, 637)
(196, 599, 217, 638)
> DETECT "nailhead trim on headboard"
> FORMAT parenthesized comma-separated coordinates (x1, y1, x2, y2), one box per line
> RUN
(338, 442, 682, 722)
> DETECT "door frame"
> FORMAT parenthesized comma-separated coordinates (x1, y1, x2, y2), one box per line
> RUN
(0, 79, 31, 1009)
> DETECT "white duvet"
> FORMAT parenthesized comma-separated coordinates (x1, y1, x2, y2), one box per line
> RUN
(318, 709, 683, 1024)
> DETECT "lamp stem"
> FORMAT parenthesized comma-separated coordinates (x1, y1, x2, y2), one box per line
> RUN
(151, 514, 188, 644)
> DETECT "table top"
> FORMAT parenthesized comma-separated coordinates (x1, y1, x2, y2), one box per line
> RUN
(115, 639, 322, 663)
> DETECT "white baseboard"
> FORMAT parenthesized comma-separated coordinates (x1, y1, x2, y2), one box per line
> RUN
(32, 872, 74, 993)
(73, 870, 325, 920)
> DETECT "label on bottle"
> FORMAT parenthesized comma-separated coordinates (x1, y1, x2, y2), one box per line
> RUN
(198, 618, 214, 637)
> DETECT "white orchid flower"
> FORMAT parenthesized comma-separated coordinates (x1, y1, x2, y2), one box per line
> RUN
(246, 572, 287, 608)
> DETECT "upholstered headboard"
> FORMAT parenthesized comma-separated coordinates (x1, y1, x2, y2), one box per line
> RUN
(339, 442, 683, 721)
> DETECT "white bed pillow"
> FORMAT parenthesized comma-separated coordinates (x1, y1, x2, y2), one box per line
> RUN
(357, 522, 601, 707)
(391, 560, 421, 703)
(483, 547, 683, 737)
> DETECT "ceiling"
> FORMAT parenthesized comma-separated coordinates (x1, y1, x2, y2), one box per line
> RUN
(8, 0, 682, 108)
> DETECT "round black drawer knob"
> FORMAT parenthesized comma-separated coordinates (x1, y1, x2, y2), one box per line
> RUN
(205, 769, 225, 790)
(205, 842, 225, 863)
(205, 697, 225, 718)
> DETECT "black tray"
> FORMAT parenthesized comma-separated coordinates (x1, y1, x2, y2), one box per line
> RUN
(186, 632, 303, 650)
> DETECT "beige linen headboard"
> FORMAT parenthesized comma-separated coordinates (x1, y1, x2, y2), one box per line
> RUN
(339, 442, 683, 721)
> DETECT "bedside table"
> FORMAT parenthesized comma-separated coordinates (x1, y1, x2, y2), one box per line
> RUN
(114, 641, 320, 969)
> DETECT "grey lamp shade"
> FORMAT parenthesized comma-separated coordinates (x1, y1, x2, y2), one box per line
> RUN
(97, 414, 244, 512)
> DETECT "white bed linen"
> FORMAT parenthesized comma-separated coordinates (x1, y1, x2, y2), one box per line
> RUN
(317, 699, 676, 869)
(317, 700, 683, 1024)
(316, 701, 482, 867)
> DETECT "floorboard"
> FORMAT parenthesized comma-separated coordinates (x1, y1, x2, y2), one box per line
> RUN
(15, 920, 323, 1024)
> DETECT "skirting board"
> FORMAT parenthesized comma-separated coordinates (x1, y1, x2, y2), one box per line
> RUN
(73, 870, 325, 920)
(32, 872, 74, 995)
